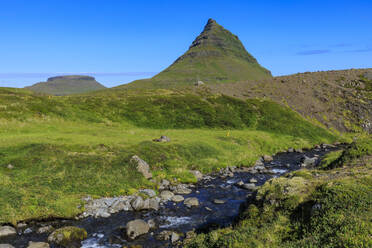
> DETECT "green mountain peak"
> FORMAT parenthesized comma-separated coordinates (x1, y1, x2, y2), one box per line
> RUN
(122, 18, 272, 89)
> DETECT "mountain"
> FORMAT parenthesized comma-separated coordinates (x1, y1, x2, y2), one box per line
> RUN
(25, 75, 106, 95)
(120, 18, 271, 89)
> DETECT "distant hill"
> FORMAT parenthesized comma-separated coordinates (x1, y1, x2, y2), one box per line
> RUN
(25, 75, 106, 95)
(119, 19, 271, 89)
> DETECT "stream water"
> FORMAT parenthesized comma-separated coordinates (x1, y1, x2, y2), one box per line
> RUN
(1, 145, 342, 248)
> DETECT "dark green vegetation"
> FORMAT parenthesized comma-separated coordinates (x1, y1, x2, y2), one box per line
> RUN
(25, 75, 106, 95)
(0, 86, 339, 224)
(186, 137, 372, 248)
(120, 19, 271, 89)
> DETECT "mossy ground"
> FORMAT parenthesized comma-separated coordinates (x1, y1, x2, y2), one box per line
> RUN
(186, 137, 372, 248)
(0, 87, 340, 224)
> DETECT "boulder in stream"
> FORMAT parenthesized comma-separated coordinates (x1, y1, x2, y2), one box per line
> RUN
(47, 226, 87, 248)
(27, 242, 50, 248)
(263, 155, 273, 162)
(131, 196, 145, 211)
(171, 195, 184, 203)
(184, 197, 199, 208)
(0, 226, 16, 238)
(126, 219, 150, 240)
(0, 245, 15, 248)
(160, 190, 174, 201)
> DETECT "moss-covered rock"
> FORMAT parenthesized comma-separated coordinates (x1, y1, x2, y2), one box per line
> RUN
(47, 226, 87, 247)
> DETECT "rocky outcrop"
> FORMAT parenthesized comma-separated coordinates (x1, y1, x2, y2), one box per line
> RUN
(130, 155, 152, 179)
(126, 219, 149, 240)
(47, 226, 87, 247)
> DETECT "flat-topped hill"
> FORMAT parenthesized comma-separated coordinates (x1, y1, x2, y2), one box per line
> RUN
(25, 75, 106, 95)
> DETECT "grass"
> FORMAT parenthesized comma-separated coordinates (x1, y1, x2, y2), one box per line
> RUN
(0, 87, 340, 224)
(186, 136, 372, 248)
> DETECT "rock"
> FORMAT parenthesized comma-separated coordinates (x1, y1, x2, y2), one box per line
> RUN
(153, 135, 171, 142)
(171, 232, 180, 243)
(48, 226, 87, 247)
(126, 219, 149, 240)
(235, 180, 244, 187)
(130, 155, 152, 179)
(254, 165, 265, 172)
(172, 184, 192, 195)
(301, 156, 318, 167)
(171, 195, 184, 203)
(143, 198, 159, 211)
(0, 245, 15, 248)
(249, 178, 258, 183)
(242, 183, 257, 191)
(27, 242, 50, 248)
(213, 199, 225, 204)
(139, 189, 156, 198)
(295, 148, 303, 153)
(160, 190, 174, 201)
(131, 196, 145, 211)
(147, 219, 156, 229)
(109, 198, 133, 213)
(95, 209, 110, 218)
(37, 225, 54, 234)
(287, 148, 294, 153)
(6, 164, 13, 169)
(184, 197, 199, 208)
(190, 170, 203, 180)
(156, 230, 172, 241)
(254, 158, 264, 166)
(263, 155, 273, 162)
(17, 223, 27, 228)
(0, 226, 16, 238)
(195, 80, 204, 86)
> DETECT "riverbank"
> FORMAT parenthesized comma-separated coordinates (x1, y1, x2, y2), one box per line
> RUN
(186, 136, 372, 248)
(0, 143, 347, 247)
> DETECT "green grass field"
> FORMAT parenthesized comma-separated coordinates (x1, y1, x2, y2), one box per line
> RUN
(0, 87, 341, 224)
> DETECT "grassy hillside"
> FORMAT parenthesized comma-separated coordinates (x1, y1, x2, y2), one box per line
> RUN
(119, 19, 271, 89)
(0, 87, 340, 224)
(25, 75, 106, 95)
(186, 136, 372, 248)
(204, 68, 372, 134)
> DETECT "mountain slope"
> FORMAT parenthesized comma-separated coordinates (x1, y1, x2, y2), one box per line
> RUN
(119, 19, 271, 89)
(206, 68, 372, 133)
(25, 75, 106, 95)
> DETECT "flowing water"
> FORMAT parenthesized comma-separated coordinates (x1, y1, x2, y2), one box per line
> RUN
(1, 145, 342, 248)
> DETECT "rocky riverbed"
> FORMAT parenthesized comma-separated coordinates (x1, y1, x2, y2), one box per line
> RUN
(0, 144, 342, 248)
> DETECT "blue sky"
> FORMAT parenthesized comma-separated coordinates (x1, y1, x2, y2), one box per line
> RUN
(0, 0, 371, 87)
